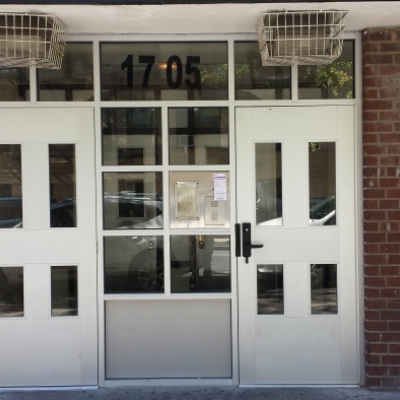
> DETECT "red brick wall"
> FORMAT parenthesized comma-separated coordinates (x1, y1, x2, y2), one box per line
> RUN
(363, 27, 400, 388)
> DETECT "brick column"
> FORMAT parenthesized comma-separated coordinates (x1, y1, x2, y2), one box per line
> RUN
(363, 27, 400, 388)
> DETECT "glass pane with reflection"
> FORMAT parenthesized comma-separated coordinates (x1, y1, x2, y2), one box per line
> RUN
(0, 68, 29, 101)
(38, 42, 94, 101)
(101, 42, 228, 101)
(49, 145, 76, 228)
(104, 236, 163, 293)
(309, 142, 336, 226)
(298, 40, 354, 99)
(235, 41, 291, 100)
(103, 172, 163, 229)
(170, 235, 230, 293)
(311, 264, 338, 314)
(102, 108, 161, 166)
(0, 267, 23, 317)
(169, 108, 229, 165)
(0, 145, 22, 228)
(51, 266, 78, 317)
(256, 143, 282, 225)
(257, 264, 284, 315)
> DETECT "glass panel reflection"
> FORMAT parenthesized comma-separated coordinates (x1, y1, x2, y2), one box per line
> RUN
(299, 40, 354, 99)
(101, 42, 228, 101)
(0, 145, 22, 228)
(170, 235, 230, 293)
(235, 41, 291, 100)
(311, 264, 338, 314)
(0, 267, 23, 317)
(0, 68, 29, 101)
(104, 236, 163, 293)
(38, 43, 94, 101)
(102, 108, 161, 165)
(256, 143, 282, 225)
(309, 142, 336, 226)
(103, 172, 163, 229)
(49, 145, 76, 228)
(257, 264, 284, 315)
(51, 266, 78, 317)
(169, 108, 229, 165)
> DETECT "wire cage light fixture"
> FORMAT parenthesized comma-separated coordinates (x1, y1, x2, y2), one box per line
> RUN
(0, 12, 67, 69)
(256, 10, 348, 66)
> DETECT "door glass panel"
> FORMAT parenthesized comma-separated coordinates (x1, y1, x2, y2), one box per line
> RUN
(38, 42, 94, 101)
(257, 264, 283, 315)
(256, 143, 282, 225)
(103, 172, 163, 229)
(0, 68, 29, 101)
(0, 267, 23, 317)
(102, 108, 161, 166)
(100, 42, 228, 101)
(104, 236, 163, 293)
(234, 41, 291, 100)
(170, 235, 230, 293)
(0, 145, 22, 228)
(311, 264, 338, 314)
(298, 40, 355, 99)
(51, 266, 78, 317)
(309, 142, 336, 226)
(169, 107, 229, 165)
(49, 144, 76, 228)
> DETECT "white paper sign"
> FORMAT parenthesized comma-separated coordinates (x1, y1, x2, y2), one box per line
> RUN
(213, 173, 227, 201)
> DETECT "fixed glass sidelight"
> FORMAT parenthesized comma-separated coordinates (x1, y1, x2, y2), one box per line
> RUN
(169, 107, 229, 165)
(0, 145, 22, 228)
(309, 142, 336, 226)
(170, 235, 231, 293)
(255, 143, 282, 226)
(102, 108, 162, 166)
(0, 267, 24, 317)
(104, 236, 164, 294)
(49, 144, 77, 228)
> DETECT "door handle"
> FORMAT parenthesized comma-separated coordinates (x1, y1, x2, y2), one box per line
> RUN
(235, 223, 241, 257)
(242, 222, 264, 263)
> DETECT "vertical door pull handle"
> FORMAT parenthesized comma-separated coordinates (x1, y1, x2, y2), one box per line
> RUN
(235, 223, 241, 257)
(242, 222, 264, 263)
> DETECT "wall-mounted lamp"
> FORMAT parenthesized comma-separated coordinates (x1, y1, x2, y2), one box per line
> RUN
(0, 12, 67, 69)
(257, 10, 347, 66)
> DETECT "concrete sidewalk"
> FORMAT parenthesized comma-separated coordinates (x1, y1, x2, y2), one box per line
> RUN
(1, 386, 400, 400)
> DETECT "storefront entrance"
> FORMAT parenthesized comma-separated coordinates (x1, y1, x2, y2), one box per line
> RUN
(0, 108, 97, 387)
(236, 106, 358, 384)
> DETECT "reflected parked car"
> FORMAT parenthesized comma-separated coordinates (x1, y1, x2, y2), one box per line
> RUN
(260, 195, 336, 226)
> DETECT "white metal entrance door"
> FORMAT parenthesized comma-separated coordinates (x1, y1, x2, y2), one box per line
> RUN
(0, 108, 97, 387)
(236, 106, 358, 384)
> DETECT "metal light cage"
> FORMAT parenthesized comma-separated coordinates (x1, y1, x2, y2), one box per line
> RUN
(257, 10, 348, 66)
(0, 12, 67, 69)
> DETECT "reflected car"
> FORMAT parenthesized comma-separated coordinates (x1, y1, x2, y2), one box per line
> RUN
(260, 195, 336, 226)
(104, 235, 231, 294)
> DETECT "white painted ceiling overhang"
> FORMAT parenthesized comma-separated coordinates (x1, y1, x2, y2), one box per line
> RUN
(0, 2, 399, 35)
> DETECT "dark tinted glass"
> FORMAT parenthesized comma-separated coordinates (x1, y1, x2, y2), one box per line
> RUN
(257, 265, 284, 315)
(0, 68, 29, 101)
(51, 266, 78, 317)
(311, 264, 338, 314)
(104, 236, 164, 293)
(49, 145, 76, 228)
(0, 145, 22, 228)
(0, 267, 23, 317)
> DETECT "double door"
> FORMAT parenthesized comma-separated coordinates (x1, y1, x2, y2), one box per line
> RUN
(236, 106, 358, 384)
(0, 108, 97, 387)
